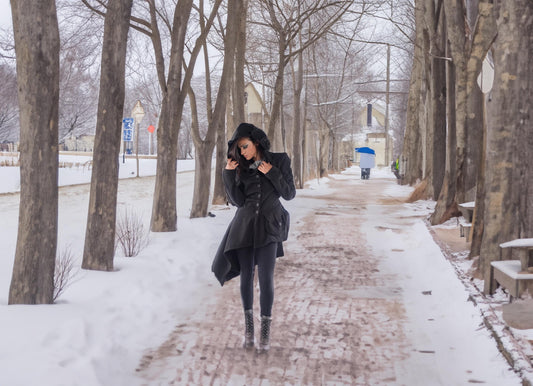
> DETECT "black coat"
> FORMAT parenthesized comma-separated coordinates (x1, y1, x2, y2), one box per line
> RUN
(211, 151, 296, 286)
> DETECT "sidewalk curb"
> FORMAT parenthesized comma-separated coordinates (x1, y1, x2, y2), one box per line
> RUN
(425, 219, 533, 386)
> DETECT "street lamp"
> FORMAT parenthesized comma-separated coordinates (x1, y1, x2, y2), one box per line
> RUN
(131, 100, 145, 177)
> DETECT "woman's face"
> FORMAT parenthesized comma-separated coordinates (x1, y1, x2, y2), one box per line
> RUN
(237, 137, 258, 161)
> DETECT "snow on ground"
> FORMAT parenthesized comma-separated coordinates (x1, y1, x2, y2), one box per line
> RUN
(0, 153, 194, 194)
(0, 159, 528, 385)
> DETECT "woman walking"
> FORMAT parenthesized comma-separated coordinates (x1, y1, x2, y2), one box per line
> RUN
(212, 123, 296, 353)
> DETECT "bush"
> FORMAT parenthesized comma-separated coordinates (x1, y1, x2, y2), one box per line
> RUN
(53, 245, 79, 302)
(115, 206, 149, 257)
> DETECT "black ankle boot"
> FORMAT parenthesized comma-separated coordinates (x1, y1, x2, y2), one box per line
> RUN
(243, 309, 254, 348)
(258, 315, 272, 352)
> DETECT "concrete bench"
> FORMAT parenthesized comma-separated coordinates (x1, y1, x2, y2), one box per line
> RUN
(458, 201, 475, 223)
(459, 223, 472, 242)
(489, 260, 533, 301)
(500, 238, 533, 271)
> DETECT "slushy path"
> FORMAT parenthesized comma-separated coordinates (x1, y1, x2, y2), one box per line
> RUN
(137, 169, 520, 385)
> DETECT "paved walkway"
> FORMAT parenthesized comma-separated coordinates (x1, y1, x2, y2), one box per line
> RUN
(136, 171, 520, 385)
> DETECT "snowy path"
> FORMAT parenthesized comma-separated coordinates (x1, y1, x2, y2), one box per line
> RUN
(135, 169, 520, 385)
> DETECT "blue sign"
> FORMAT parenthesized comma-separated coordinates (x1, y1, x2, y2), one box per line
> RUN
(122, 118, 134, 142)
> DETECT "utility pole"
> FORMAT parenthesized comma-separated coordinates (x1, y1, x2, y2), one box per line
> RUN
(132, 100, 145, 177)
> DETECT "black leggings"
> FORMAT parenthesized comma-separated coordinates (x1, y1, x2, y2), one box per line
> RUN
(236, 243, 277, 317)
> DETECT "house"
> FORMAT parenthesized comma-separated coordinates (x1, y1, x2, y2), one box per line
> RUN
(244, 82, 270, 130)
(63, 133, 95, 152)
(352, 103, 391, 167)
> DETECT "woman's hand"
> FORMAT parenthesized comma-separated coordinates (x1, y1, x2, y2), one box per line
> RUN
(225, 158, 239, 170)
(258, 161, 272, 174)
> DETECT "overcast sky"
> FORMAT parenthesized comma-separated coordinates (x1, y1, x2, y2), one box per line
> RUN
(0, 0, 11, 29)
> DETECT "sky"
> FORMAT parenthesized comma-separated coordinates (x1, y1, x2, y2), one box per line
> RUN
(0, 0, 11, 29)
(0, 154, 529, 385)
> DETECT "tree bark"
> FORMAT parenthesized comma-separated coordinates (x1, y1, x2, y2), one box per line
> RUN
(151, 0, 193, 232)
(291, 44, 304, 189)
(212, 0, 247, 206)
(429, 2, 447, 201)
(466, 0, 497, 256)
(233, 0, 247, 125)
(430, 40, 460, 225)
(481, 0, 533, 290)
(82, 0, 133, 271)
(402, 0, 425, 185)
(9, 0, 60, 304)
(190, 0, 238, 218)
(150, 0, 222, 230)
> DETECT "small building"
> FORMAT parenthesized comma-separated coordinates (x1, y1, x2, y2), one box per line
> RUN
(244, 82, 270, 130)
(63, 134, 95, 152)
(353, 103, 391, 167)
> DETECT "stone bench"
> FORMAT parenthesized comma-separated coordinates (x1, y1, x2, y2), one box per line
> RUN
(489, 260, 533, 302)
(459, 223, 472, 242)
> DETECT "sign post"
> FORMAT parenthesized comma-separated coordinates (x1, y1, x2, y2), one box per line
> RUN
(147, 125, 155, 155)
(131, 101, 145, 177)
(122, 117, 134, 163)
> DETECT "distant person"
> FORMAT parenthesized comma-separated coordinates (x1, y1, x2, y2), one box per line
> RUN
(391, 157, 400, 179)
(211, 123, 296, 353)
(359, 150, 375, 180)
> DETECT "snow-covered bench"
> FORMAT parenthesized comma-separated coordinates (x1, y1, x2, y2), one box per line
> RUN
(458, 201, 475, 242)
(489, 238, 533, 301)
(458, 201, 475, 223)
(489, 260, 533, 301)
(459, 223, 472, 242)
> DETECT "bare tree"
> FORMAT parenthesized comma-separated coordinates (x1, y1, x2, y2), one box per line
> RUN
(0, 64, 18, 142)
(251, 0, 354, 151)
(189, 0, 240, 218)
(430, 0, 495, 224)
(212, 0, 248, 206)
(82, 0, 134, 271)
(8, 0, 60, 304)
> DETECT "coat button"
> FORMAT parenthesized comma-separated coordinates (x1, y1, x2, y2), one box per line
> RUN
(255, 210, 259, 215)
(256, 203, 259, 207)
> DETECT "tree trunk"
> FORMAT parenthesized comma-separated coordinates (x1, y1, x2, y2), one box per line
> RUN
(470, 96, 486, 258)
(292, 47, 304, 188)
(9, 0, 60, 304)
(267, 43, 287, 152)
(212, 114, 228, 206)
(82, 0, 133, 271)
(318, 126, 329, 178)
(466, 0, 497, 256)
(151, 0, 194, 232)
(481, 0, 533, 291)
(191, 0, 238, 218)
(402, 0, 425, 185)
(233, 0, 247, 125)
(213, 0, 246, 206)
(430, 41, 460, 225)
(429, 3, 447, 200)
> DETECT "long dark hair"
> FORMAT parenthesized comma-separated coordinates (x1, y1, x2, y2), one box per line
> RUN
(227, 137, 266, 174)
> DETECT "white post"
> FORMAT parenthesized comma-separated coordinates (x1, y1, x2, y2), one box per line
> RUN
(131, 100, 145, 177)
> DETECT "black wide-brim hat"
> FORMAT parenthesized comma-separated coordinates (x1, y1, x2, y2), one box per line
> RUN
(227, 123, 270, 151)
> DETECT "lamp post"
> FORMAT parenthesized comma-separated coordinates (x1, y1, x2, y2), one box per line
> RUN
(131, 100, 145, 177)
